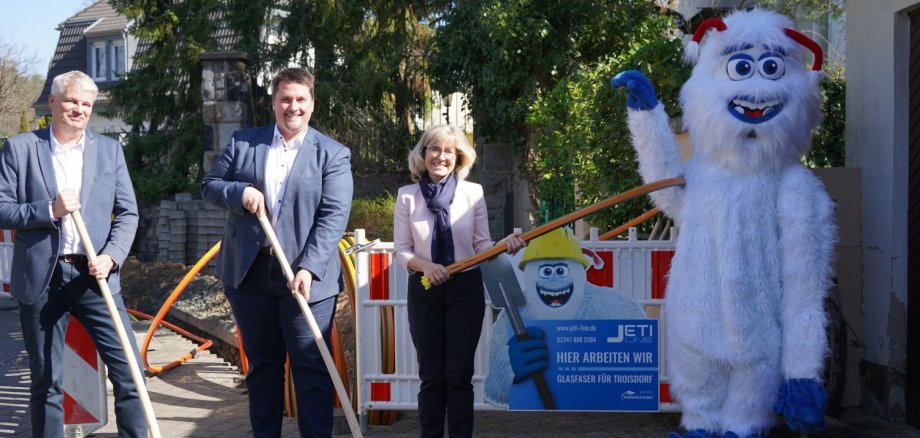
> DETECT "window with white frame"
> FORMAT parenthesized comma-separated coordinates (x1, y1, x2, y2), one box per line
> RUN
(89, 39, 127, 82)
(90, 41, 107, 81)
(111, 41, 125, 78)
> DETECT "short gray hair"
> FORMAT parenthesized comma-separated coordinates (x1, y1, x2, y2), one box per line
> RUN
(50, 71, 99, 99)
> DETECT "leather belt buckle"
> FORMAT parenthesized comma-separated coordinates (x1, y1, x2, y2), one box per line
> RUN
(59, 254, 88, 264)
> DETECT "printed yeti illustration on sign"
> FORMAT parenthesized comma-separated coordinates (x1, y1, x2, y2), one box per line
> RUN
(483, 228, 647, 408)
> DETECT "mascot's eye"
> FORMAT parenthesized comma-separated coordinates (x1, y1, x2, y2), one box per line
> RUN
(758, 54, 785, 80)
(554, 266, 569, 277)
(726, 54, 755, 81)
(539, 266, 555, 278)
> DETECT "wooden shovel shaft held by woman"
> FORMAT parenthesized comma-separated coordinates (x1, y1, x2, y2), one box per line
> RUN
(70, 210, 162, 438)
(256, 212, 363, 438)
(421, 177, 686, 289)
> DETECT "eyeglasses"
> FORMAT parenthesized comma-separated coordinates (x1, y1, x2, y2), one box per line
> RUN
(424, 146, 459, 159)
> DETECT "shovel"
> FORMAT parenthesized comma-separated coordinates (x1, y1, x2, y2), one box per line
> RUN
(256, 212, 363, 438)
(71, 210, 162, 438)
(481, 253, 556, 410)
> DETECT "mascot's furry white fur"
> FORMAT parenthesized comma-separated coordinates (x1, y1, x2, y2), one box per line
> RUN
(612, 9, 836, 438)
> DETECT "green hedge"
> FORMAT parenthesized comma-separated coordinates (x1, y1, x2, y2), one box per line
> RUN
(347, 194, 396, 241)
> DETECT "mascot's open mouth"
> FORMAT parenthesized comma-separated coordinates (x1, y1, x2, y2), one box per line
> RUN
(728, 96, 783, 124)
(538, 284, 573, 307)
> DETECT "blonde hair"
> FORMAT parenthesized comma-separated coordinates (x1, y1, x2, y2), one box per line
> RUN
(407, 125, 477, 182)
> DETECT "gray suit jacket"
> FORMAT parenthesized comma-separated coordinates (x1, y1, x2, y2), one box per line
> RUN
(0, 128, 139, 305)
(201, 126, 353, 303)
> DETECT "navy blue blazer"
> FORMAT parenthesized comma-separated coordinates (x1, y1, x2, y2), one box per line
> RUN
(0, 128, 139, 305)
(201, 126, 353, 303)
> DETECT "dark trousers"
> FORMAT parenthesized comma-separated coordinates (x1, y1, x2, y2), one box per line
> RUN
(19, 260, 147, 438)
(226, 252, 338, 438)
(407, 268, 485, 438)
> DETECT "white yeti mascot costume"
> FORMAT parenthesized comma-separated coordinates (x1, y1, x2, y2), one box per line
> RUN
(484, 227, 646, 407)
(611, 9, 836, 438)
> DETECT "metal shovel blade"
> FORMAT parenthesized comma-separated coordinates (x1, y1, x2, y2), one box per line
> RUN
(481, 253, 526, 311)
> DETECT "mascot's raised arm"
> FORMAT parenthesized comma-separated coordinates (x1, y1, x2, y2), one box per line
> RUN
(611, 9, 836, 438)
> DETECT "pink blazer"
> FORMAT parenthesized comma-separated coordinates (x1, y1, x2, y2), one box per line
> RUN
(394, 180, 493, 270)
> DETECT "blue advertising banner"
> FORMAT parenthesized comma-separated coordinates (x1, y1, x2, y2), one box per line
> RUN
(508, 319, 659, 411)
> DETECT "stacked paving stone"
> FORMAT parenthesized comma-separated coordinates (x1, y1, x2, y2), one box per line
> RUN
(138, 194, 226, 268)
(157, 199, 186, 263)
(181, 196, 227, 267)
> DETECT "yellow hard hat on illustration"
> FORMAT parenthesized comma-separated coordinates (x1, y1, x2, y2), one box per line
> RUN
(518, 227, 589, 270)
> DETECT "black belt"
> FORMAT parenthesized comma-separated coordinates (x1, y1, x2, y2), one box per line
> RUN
(58, 254, 88, 264)
(258, 246, 276, 257)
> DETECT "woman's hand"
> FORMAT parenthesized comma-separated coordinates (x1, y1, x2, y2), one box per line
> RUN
(502, 233, 526, 255)
(423, 263, 450, 286)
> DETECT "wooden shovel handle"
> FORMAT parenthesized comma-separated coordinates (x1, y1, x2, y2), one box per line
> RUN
(422, 177, 685, 288)
(71, 210, 162, 438)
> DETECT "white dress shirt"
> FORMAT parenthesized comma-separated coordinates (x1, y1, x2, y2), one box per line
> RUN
(264, 126, 306, 227)
(49, 125, 86, 255)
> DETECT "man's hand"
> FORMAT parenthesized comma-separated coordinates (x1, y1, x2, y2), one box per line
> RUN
(88, 255, 116, 279)
(242, 186, 265, 216)
(290, 268, 313, 300)
(53, 189, 81, 219)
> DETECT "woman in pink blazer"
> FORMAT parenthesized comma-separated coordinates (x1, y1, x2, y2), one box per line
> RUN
(394, 125, 523, 437)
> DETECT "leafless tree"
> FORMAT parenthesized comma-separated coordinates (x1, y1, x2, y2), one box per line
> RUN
(0, 38, 44, 136)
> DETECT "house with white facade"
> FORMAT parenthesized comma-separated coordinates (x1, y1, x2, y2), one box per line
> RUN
(32, 0, 138, 137)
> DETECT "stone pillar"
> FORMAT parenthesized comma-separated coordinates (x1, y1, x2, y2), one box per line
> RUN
(472, 142, 536, 241)
(200, 51, 253, 173)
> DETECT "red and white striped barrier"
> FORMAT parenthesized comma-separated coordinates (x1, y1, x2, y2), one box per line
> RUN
(63, 318, 109, 435)
(0, 229, 13, 299)
(353, 227, 678, 415)
(0, 230, 109, 433)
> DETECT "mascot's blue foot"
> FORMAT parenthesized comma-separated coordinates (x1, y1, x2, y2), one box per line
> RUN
(722, 432, 765, 438)
(667, 429, 717, 438)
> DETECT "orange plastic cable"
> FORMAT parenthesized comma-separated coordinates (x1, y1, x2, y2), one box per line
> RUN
(236, 328, 249, 375)
(134, 241, 222, 374)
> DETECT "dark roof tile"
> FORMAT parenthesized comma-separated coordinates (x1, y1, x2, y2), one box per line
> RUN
(35, 21, 94, 105)
(36, 0, 244, 108)
(34, 0, 128, 106)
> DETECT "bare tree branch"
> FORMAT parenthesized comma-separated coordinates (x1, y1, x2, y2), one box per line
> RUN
(0, 37, 44, 136)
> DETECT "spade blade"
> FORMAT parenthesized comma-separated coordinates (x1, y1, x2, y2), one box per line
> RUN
(481, 253, 528, 336)
(481, 253, 526, 310)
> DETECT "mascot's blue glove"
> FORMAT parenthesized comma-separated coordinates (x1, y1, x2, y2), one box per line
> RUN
(611, 70, 659, 111)
(507, 326, 549, 384)
(773, 378, 827, 433)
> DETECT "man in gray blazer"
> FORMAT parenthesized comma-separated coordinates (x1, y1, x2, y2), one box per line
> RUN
(0, 71, 143, 437)
(202, 67, 352, 437)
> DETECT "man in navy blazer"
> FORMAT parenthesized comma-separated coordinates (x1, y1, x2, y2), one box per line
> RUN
(0, 71, 144, 437)
(202, 67, 352, 437)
